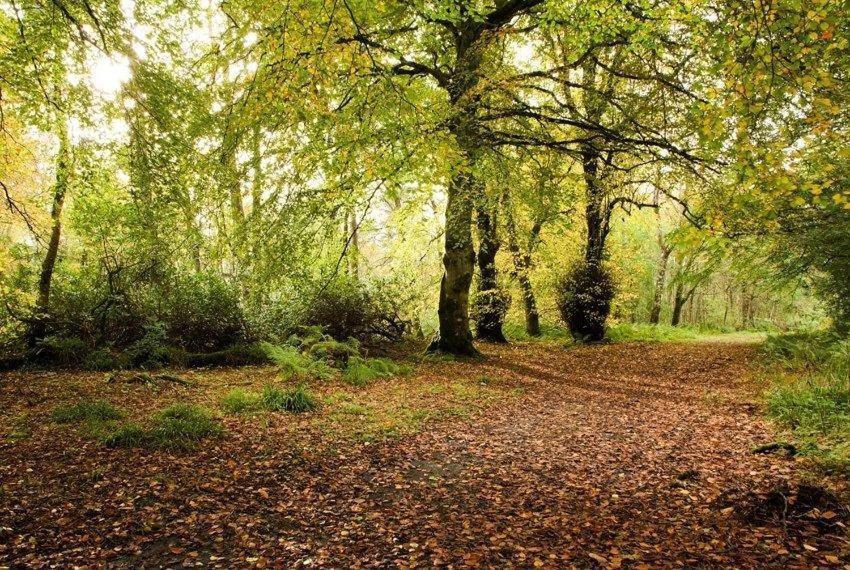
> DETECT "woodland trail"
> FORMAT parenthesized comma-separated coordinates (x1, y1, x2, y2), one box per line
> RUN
(2, 341, 848, 567)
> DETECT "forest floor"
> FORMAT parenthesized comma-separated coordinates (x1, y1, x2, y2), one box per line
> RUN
(2, 339, 849, 567)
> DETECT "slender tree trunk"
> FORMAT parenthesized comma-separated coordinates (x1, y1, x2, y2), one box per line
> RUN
(671, 283, 685, 327)
(250, 124, 263, 215)
(582, 145, 605, 266)
(221, 129, 244, 224)
(474, 199, 507, 342)
(29, 118, 70, 347)
(649, 245, 671, 325)
(348, 209, 359, 280)
(503, 195, 540, 337)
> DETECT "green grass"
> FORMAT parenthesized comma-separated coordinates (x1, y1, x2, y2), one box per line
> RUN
(606, 323, 698, 343)
(101, 404, 222, 450)
(221, 388, 263, 413)
(52, 400, 123, 423)
(261, 384, 318, 413)
(342, 357, 411, 387)
(762, 331, 850, 471)
(503, 321, 571, 341)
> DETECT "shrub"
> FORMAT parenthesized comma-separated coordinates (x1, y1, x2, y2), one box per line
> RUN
(185, 343, 271, 368)
(306, 338, 360, 368)
(83, 348, 131, 371)
(555, 262, 615, 342)
(52, 399, 124, 423)
(262, 384, 318, 413)
(163, 273, 247, 352)
(35, 336, 92, 367)
(261, 342, 332, 380)
(300, 278, 408, 342)
(126, 323, 172, 369)
(221, 389, 262, 413)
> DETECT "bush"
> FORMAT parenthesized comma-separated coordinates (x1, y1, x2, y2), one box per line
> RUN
(262, 384, 318, 413)
(163, 273, 247, 352)
(83, 348, 131, 371)
(52, 400, 123, 423)
(555, 262, 615, 342)
(126, 322, 172, 369)
(185, 343, 271, 368)
(35, 336, 92, 367)
(221, 389, 262, 413)
(261, 342, 332, 380)
(300, 278, 408, 342)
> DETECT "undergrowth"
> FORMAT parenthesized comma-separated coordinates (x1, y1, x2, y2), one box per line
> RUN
(762, 331, 850, 471)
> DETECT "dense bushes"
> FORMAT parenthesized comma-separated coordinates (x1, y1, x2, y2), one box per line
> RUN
(555, 262, 615, 342)
(163, 273, 247, 352)
(300, 278, 408, 342)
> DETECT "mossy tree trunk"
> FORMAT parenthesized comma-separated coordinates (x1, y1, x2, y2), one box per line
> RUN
(29, 117, 70, 347)
(430, 28, 487, 356)
(503, 192, 540, 337)
(474, 197, 507, 342)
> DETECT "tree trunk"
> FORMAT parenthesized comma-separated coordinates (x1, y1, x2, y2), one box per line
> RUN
(474, 199, 507, 342)
(432, 165, 477, 354)
(649, 245, 672, 324)
(29, 118, 70, 347)
(429, 31, 485, 355)
(250, 124, 263, 215)
(582, 145, 606, 266)
(671, 283, 685, 327)
(348, 209, 359, 280)
(504, 195, 540, 337)
(221, 129, 244, 224)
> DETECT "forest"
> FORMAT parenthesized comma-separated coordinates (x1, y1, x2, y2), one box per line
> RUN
(1, 0, 849, 566)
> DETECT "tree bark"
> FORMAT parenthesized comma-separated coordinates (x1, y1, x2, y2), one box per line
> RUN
(474, 198, 507, 342)
(29, 118, 71, 347)
(582, 144, 606, 266)
(503, 194, 540, 337)
(250, 124, 263, 215)
(430, 30, 486, 355)
(649, 244, 672, 324)
(671, 283, 685, 327)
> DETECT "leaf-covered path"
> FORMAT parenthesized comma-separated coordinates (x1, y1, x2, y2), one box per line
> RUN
(2, 341, 848, 567)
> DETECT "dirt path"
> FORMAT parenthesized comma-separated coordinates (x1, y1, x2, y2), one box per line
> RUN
(2, 341, 847, 567)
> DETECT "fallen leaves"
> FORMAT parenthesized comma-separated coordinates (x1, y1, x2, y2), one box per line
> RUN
(1, 341, 849, 566)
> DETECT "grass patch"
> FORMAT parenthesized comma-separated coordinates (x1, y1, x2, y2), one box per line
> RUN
(262, 384, 318, 413)
(606, 323, 698, 343)
(762, 331, 850, 471)
(101, 404, 222, 450)
(503, 321, 571, 342)
(221, 388, 262, 413)
(343, 357, 411, 387)
(52, 400, 123, 424)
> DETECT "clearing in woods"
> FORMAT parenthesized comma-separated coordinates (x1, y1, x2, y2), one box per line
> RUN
(1, 340, 847, 567)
